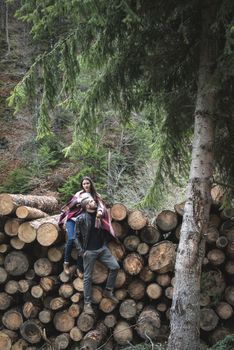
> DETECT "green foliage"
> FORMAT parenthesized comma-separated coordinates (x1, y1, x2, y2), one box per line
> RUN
(209, 335, 234, 350)
(121, 342, 168, 350)
(0, 167, 36, 193)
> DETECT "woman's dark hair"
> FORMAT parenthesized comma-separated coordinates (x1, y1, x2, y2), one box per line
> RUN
(80, 176, 99, 202)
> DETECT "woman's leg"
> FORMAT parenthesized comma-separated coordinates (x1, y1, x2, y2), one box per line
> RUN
(64, 220, 75, 264)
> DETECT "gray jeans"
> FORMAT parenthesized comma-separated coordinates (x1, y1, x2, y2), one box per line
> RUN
(83, 246, 120, 304)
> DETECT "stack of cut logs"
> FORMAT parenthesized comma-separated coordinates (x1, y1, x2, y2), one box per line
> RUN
(0, 191, 233, 350)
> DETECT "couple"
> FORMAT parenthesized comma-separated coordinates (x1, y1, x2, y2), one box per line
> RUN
(59, 176, 119, 315)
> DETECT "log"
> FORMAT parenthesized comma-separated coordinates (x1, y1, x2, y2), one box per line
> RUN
(114, 288, 127, 301)
(70, 327, 83, 342)
(210, 184, 225, 205)
(10, 237, 25, 250)
(226, 240, 234, 258)
(220, 208, 234, 220)
(156, 210, 178, 232)
(1, 329, 18, 342)
(71, 292, 82, 303)
(216, 235, 228, 248)
(54, 311, 75, 332)
(127, 210, 147, 230)
(4, 218, 22, 236)
(111, 221, 127, 240)
(113, 320, 133, 345)
(107, 241, 125, 261)
(0, 266, 8, 284)
(20, 320, 42, 344)
(136, 306, 161, 340)
(123, 252, 144, 275)
(99, 297, 118, 313)
(54, 333, 70, 349)
(11, 339, 28, 350)
(77, 312, 95, 332)
(104, 314, 117, 328)
(16, 206, 48, 220)
(0, 243, 10, 253)
(68, 303, 81, 318)
(38, 309, 53, 324)
(92, 260, 108, 284)
(127, 279, 145, 300)
(123, 234, 140, 251)
(31, 285, 44, 299)
(22, 302, 40, 319)
(18, 279, 33, 293)
(4, 280, 19, 294)
(34, 258, 52, 277)
(209, 326, 231, 346)
(200, 293, 211, 307)
(0, 193, 58, 215)
(80, 322, 107, 350)
(225, 260, 234, 275)
(207, 248, 225, 266)
(200, 308, 219, 331)
(209, 213, 221, 228)
(114, 269, 127, 289)
(4, 251, 29, 276)
(137, 242, 149, 255)
(156, 273, 171, 287)
(110, 203, 128, 221)
(0, 231, 6, 244)
(47, 246, 64, 262)
(224, 285, 234, 306)
(50, 297, 67, 310)
(165, 286, 174, 299)
(139, 266, 155, 282)
(146, 283, 163, 300)
(40, 276, 57, 292)
(206, 226, 219, 245)
(215, 301, 233, 320)
(0, 332, 11, 350)
(18, 215, 60, 245)
(59, 283, 74, 299)
(2, 309, 23, 330)
(73, 277, 84, 292)
(91, 285, 103, 304)
(148, 241, 176, 273)
(119, 299, 137, 319)
(156, 302, 168, 313)
(201, 270, 226, 297)
(0, 253, 4, 266)
(174, 201, 185, 216)
(0, 292, 12, 310)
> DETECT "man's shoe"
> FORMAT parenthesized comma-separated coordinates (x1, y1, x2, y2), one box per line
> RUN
(103, 289, 119, 303)
(84, 303, 95, 316)
(63, 262, 70, 275)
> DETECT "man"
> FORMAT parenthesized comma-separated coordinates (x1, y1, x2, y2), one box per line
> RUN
(74, 196, 120, 315)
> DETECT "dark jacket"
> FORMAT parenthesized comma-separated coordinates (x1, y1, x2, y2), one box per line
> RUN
(74, 211, 116, 255)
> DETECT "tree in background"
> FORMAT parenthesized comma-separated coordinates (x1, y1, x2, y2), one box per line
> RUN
(7, 0, 234, 348)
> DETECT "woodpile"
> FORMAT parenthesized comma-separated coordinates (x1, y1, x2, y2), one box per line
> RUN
(0, 193, 233, 349)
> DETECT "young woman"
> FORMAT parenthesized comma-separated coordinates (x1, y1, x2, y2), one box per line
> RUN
(59, 176, 108, 275)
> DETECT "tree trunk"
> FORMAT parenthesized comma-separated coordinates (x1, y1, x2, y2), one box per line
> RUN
(16, 206, 48, 220)
(168, 2, 218, 349)
(0, 193, 58, 215)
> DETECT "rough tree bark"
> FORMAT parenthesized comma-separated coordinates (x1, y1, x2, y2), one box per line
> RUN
(168, 2, 218, 349)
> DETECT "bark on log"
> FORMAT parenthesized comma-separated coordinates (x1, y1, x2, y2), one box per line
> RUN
(110, 203, 128, 221)
(113, 320, 133, 345)
(53, 311, 75, 332)
(123, 253, 144, 275)
(200, 308, 219, 331)
(20, 320, 42, 344)
(136, 306, 161, 340)
(0, 193, 58, 215)
(2, 309, 23, 330)
(127, 210, 147, 230)
(16, 206, 48, 220)
(80, 322, 107, 350)
(119, 299, 137, 319)
(156, 210, 178, 232)
(148, 241, 176, 273)
(4, 251, 29, 276)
